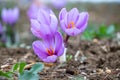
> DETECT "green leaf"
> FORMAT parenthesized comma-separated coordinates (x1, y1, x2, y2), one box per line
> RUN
(12, 63, 19, 72)
(18, 71, 39, 80)
(94, 25, 108, 39)
(18, 63, 44, 80)
(19, 62, 26, 74)
(73, 76, 85, 80)
(30, 63, 44, 74)
(0, 71, 11, 78)
(67, 54, 73, 61)
(114, 23, 120, 32)
(99, 25, 107, 33)
(5, 71, 14, 80)
(107, 25, 115, 34)
(97, 25, 107, 37)
(5, 71, 14, 76)
(81, 31, 94, 41)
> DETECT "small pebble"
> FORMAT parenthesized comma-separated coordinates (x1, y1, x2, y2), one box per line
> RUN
(93, 39, 99, 43)
(105, 69, 111, 74)
(97, 69, 104, 74)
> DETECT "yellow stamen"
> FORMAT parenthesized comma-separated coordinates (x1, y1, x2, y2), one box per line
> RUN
(67, 21, 75, 29)
(46, 47, 54, 56)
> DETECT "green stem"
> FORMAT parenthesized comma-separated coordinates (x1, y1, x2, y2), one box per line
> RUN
(64, 35, 70, 47)
(6, 24, 16, 45)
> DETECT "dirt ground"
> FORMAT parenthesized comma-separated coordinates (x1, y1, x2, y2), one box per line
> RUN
(0, 40, 120, 80)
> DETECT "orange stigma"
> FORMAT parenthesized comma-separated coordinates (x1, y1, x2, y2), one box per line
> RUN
(46, 47, 54, 56)
(67, 21, 75, 29)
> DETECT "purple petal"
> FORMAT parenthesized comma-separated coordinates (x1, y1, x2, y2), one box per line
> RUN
(7, 9, 12, 24)
(32, 40, 48, 60)
(50, 13, 58, 34)
(51, 0, 67, 9)
(57, 44, 64, 56)
(30, 19, 42, 38)
(0, 23, 4, 34)
(60, 20, 66, 32)
(9, 7, 19, 24)
(13, 7, 19, 21)
(43, 55, 58, 63)
(30, 19, 51, 38)
(78, 22, 88, 34)
(76, 12, 89, 29)
(37, 8, 50, 25)
(59, 8, 67, 20)
(43, 35, 55, 49)
(62, 13, 68, 28)
(40, 23, 52, 36)
(54, 32, 64, 56)
(27, 4, 39, 19)
(1, 8, 8, 23)
(65, 28, 82, 36)
(67, 8, 79, 23)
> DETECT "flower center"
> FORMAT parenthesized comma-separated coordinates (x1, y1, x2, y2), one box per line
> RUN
(67, 21, 75, 29)
(46, 47, 54, 56)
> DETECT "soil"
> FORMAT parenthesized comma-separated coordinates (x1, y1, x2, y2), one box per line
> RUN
(0, 40, 120, 80)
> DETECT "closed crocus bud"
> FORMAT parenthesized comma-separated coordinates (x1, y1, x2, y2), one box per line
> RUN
(59, 8, 89, 36)
(30, 8, 58, 39)
(32, 32, 65, 63)
(0, 23, 4, 34)
(51, 0, 67, 9)
(0, 23, 6, 42)
(1, 7, 19, 25)
(27, 4, 40, 19)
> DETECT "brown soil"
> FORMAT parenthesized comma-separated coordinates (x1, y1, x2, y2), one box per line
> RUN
(0, 40, 120, 80)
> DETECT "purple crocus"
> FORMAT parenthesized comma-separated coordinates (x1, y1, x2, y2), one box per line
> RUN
(51, 0, 67, 9)
(59, 8, 89, 36)
(0, 23, 6, 42)
(30, 8, 58, 39)
(32, 32, 64, 63)
(1, 7, 19, 25)
(27, 4, 40, 19)
(0, 23, 4, 34)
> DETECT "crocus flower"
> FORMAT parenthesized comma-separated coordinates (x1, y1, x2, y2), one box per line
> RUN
(0, 23, 6, 42)
(27, 3, 48, 19)
(32, 32, 64, 63)
(0, 23, 4, 34)
(27, 4, 40, 19)
(1, 7, 19, 25)
(30, 8, 58, 39)
(59, 8, 89, 36)
(51, 0, 67, 9)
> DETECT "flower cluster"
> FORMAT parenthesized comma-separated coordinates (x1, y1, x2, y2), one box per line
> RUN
(30, 7, 89, 63)
(31, 8, 64, 63)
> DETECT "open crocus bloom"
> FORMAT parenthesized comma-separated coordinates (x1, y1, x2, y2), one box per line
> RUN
(1, 7, 19, 25)
(32, 32, 64, 63)
(59, 8, 89, 36)
(30, 8, 58, 39)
